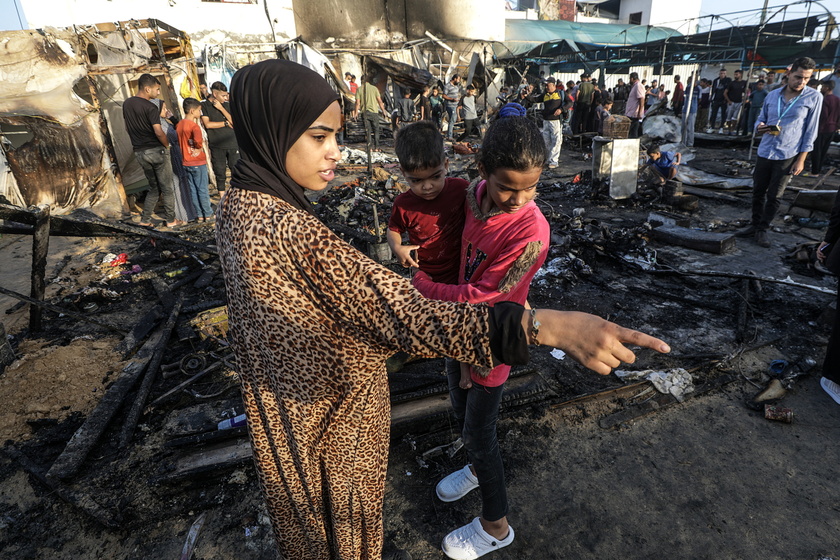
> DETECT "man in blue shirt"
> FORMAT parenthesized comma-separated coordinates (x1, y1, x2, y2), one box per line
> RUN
(640, 145, 681, 184)
(736, 57, 823, 248)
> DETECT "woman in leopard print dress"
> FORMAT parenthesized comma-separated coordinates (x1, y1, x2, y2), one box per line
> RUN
(216, 60, 669, 560)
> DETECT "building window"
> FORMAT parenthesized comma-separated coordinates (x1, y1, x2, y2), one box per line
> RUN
(628, 12, 642, 25)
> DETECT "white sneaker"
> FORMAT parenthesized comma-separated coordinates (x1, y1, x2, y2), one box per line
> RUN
(821, 377, 840, 405)
(436, 465, 479, 502)
(718, 128, 724, 134)
(442, 518, 514, 560)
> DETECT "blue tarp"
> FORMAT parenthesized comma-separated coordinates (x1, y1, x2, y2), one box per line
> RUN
(497, 19, 683, 59)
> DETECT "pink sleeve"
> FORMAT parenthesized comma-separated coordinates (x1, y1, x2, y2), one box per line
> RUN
(413, 234, 538, 304)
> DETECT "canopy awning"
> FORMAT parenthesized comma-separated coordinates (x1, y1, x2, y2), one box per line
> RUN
(496, 19, 682, 59)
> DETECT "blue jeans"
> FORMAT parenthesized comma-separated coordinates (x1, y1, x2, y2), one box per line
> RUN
(135, 147, 175, 223)
(445, 104, 458, 138)
(447, 362, 508, 521)
(184, 164, 213, 218)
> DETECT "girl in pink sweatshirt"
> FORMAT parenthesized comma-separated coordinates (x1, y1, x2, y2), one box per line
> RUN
(412, 116, 550, 559)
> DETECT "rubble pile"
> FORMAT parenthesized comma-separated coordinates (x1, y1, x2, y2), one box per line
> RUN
(314, 177, 402, 239)
(536, 206, 654, 286)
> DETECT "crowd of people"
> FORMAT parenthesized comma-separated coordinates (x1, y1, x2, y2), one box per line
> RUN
(121, 75, 237, 231)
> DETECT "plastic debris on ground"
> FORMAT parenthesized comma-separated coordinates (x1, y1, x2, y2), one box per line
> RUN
(340, 146, 398, 164)
(614, 368, 695, 402)
(642, 115, 682, 143)
(550, 348, 566, 360)
(676, 166, 754, 189)
(533, 255, 592, 286)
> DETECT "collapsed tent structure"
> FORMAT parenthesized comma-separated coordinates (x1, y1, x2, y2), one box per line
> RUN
(0, 19, 202, 217)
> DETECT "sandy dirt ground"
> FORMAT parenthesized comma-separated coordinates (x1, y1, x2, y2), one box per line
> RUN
(0, 134, 838, 560)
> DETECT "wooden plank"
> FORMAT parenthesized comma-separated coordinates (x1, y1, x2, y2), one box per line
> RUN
(119, 295, 183, 448)
(652, 225, 736, 254)
(29, 205, 49, 332)
(47, 329, 166, 480)
(791, 189, 837, 213)
(155, 440, 253, 483)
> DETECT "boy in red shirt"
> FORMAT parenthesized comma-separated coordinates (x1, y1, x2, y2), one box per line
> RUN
(176, 98, 214, 222)
(387, 121, 469, 285)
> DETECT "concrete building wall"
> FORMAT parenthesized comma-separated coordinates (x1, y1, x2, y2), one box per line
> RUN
(15, 0, 296, 41)
(618, 0, 699, 29)
(294, 0, 505, 48)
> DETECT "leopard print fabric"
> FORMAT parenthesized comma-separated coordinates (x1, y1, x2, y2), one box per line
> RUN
(216, 189, 497, 560)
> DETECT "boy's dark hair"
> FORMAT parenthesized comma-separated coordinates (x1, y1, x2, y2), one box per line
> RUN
(210, 81, 228, 92)
(477, 116, 546, 175)
(629, 72, 639, 81)
(138, 74, 159, 90)
(647, 145, 661, 156)
(183, 97, 201, 113)
(823, 80, 835, 91)
(791, 57, 816, 72)
(756, 79, 765, 84)
(395, 121, 445, 171)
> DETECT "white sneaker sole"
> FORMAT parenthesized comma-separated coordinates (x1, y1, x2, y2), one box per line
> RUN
(820, 377, 840, 406)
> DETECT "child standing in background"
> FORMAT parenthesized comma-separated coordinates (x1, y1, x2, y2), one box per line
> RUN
(176, 98, 214, 222)
(412, 116, 550, 560)
(457, 85, 480, 142)
(395, 88, 416, 130)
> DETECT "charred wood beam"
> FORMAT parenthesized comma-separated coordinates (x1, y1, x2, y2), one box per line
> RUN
(119, 294, 183, 448)
(29, 204, 50, 332)
(0, 203, 217, 253)
(650, 268, 835, 295)
(47, 327, 166, 480)
(116, 305, 164, 359)
(598, 374, 737, 430)
(0, 285, 127, 335)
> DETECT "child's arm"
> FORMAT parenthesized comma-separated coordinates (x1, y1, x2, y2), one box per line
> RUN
(412, 235, 541, 304)
(386, 229, 419, 268)
(673, 152, 682, 166)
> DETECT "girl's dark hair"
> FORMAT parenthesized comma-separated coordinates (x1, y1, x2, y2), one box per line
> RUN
(477, 116, 546, 175)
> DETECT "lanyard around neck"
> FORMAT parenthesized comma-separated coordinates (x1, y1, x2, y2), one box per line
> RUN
(776, 90, 803, 124)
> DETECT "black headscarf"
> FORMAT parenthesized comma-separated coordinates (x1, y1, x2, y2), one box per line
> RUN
(229, 59, 340, 213)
